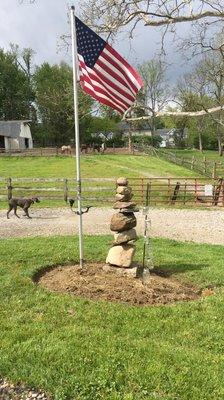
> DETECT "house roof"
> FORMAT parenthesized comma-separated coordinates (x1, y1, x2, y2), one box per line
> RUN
(0, 121, 31, 138)
(118, 121, 151, 131)
(156, 129, 175, 137)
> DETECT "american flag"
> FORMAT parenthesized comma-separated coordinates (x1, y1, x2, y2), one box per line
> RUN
(75, 17, 143, 114)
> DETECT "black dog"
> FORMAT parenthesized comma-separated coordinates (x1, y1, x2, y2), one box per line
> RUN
(7, 197, 40, 219)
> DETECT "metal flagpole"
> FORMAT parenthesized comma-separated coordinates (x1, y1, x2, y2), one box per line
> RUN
(70, 5, 84, 267)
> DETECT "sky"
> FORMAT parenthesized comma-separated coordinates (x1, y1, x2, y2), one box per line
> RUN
(0, 0, 192, 85)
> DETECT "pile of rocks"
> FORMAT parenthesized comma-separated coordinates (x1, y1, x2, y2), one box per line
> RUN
(106, 177, 138, 268)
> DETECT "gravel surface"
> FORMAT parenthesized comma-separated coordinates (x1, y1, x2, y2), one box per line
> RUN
(0, 378, 50, 400)
(1, 207, 224, 245)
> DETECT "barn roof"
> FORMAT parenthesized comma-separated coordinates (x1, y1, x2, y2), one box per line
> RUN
(0, 121, 31, 138)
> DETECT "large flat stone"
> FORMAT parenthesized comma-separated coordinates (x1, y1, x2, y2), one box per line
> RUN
(110, 212, 136, 232)
(116, 186, 132, 196)
(114, 229, 138, 244)
(116, 177, 129, 186)
(113, 201, 137, 210)
(115, 193, 133, 202)
(106, 244, 136, 267)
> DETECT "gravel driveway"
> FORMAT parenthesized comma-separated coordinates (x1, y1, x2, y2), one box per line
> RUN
(1, 207, 223, 245)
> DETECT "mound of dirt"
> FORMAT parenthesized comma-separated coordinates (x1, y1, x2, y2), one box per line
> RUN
(37, 263, 200, 306)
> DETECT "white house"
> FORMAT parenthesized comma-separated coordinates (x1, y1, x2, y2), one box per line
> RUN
(0, 120, 33, 151)
(157, 129, 175, 148)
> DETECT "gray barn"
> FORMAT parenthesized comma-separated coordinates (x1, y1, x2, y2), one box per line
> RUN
(0, 120, 33, 151)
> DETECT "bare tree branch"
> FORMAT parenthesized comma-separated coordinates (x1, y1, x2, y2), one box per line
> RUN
(81, 0, 224, 35)
(123, 105, 224, 127)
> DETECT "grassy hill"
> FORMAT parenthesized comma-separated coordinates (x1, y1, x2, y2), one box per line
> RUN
(0, 154, 201, 179)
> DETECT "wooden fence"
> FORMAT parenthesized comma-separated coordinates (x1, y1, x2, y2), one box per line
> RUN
(0, 177, 223, 207)
(149, 148, 224, 179)
(0, 146, 131, 157)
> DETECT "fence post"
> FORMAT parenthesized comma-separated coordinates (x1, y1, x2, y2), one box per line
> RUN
(168, 178, 171, 204)
(171, 182, 180, 204)
(183, 181, 187, 205)
(191, 156, 195, 170)
(63, 178, 68, 203)
(7, 177, 12, 200)
(148, 180, 151, 205)
(141, 178, 144, 205)
(194, 178, 198, 204)
(222, 181, 224, 207)
(212, 162, 217, 179)
(204, 157, 207, 174)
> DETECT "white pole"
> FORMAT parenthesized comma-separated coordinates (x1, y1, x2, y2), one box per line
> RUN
(70, 6, 84, 267)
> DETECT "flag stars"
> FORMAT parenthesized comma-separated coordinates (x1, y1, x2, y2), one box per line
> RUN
(75, 16, 106, 68)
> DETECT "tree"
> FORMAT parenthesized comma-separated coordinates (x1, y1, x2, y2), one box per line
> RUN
(34, 62, 93, 146)
(138, 58, 169, 137)
(176, 37, 224, 154)
(198, 52, 224, 155)
(0, 47, 32, 120)
(9, 44, 36, 121)
(176, 78, 215, 152)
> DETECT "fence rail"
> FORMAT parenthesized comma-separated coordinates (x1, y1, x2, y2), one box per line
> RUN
(136, 146, 224, 179)
(0, 146, 132, 157)
(0, 176, 223, 207)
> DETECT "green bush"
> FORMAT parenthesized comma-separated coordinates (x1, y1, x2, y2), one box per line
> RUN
(132, 134, 162, 148)
(106, 133, 125, 148)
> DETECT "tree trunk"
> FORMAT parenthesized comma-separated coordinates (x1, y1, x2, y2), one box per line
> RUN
(198, 131, 203, 152)
(151, 114, 156, 145)
(128, 132, 132, 153)
(217, 136, 223, 156)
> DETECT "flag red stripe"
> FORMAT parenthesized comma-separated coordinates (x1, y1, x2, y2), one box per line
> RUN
(100, 50, 138, 95)
(106, 43, 143, 87)
(79, 59, 131, 108)
(96, 59, 135, 100)
(79, 71, 128, 110)
(80, 79, 124, 113)
(93, 63, 135, 103)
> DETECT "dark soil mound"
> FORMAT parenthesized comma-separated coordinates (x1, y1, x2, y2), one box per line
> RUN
(37, 263, 200, 306)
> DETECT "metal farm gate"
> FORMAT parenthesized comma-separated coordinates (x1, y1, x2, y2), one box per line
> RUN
(0, 176, 223, 207)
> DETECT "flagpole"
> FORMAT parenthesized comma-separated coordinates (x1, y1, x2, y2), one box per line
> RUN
(70, 5, 83, 268)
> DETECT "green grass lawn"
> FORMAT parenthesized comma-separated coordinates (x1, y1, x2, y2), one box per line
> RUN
(0, 154, 200, 179)
(1, 235, 224, 399)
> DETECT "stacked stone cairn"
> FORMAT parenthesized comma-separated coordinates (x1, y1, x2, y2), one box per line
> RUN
(106, 177, 139, 268)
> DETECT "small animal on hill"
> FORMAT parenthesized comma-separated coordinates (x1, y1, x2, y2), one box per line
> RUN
(80, 144, 89, 154)
(61, 145, 72, 155)
(92, 143, 101, 153)
(7, 197, 40, 219)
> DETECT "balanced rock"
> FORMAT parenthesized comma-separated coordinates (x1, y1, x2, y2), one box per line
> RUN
(106, 244, 135, 267)
(116, 177, 129, 186)
(113, 201, 136, 210)
(113, 229, 137, 245)
(116, 186, 132, 196)
(110, 212, 136, 232)
(115, 193, 133, 202)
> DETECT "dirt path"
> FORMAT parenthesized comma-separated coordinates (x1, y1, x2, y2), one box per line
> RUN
(1, 207, 223, 245)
